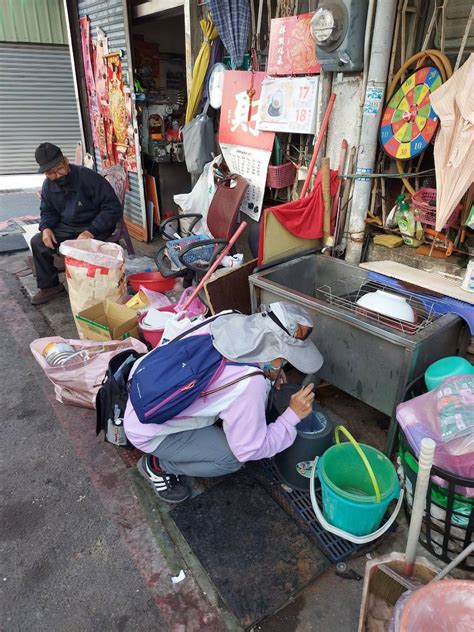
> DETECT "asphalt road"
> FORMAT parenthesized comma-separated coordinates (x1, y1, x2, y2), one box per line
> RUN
(0, 191, 39, 222)
(0, 271, 167, 631)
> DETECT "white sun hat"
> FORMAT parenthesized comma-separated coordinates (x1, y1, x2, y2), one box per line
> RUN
(210, 302, 323, 374)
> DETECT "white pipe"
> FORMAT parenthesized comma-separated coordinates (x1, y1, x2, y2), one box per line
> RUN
(359, 0, 377, 107)
(345, 0, 398, 264)
(404, 437, 436, 576)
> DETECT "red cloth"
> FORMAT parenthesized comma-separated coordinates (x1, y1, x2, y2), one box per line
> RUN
(268, 170, 339, 239)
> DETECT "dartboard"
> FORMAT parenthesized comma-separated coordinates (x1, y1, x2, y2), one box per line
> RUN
(379, 66, 442, 160)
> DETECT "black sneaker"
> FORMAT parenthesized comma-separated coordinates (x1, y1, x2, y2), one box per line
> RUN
(137, 455, 191, 504)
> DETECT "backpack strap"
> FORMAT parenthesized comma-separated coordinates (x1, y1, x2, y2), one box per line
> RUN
(200, 371, 264, 397)
(168, 309, 240, 345)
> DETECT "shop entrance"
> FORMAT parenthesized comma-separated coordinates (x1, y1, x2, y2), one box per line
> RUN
(131, 8, 191, 240)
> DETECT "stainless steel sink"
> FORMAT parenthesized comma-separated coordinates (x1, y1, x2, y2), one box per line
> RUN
(249, 254, 467, 453)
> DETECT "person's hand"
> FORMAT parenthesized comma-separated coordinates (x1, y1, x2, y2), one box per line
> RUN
(275, 369, 287, 390)
(77, 230, 94, 240)
(289, 384, 315, 419)
(42, 228, 57, 249)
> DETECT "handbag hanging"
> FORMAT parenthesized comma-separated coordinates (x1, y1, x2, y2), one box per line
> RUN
(182, 100, 216, 175)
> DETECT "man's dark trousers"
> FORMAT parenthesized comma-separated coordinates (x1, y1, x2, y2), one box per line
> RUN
(31, 224, 113, 289)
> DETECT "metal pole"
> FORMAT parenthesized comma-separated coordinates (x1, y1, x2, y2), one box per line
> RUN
(345, 0, 398, 264)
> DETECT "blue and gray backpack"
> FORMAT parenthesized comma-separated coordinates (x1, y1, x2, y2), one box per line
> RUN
(129, 317, 263, 425)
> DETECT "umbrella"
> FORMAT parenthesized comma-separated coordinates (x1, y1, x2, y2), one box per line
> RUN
(202, 36, 224, 105)
(185, 14, 218, 123)
(430, 53, 474, 231)
(208, 0, 250, 70)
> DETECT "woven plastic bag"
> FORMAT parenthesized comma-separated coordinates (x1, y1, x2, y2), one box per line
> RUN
(30, 336, 147, 408)
(59, 239, 128, 337)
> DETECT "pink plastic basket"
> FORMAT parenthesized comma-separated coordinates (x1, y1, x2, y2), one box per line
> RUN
(412, 188, 461, 228)
(266, 161, 296, 189)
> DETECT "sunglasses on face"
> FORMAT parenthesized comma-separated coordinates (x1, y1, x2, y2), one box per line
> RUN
(267, 310, 313, 341)
(45, 160, 68, 177)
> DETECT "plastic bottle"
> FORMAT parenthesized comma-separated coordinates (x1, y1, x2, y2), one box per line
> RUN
(398, 198, 423, 247)
(461, 259, 474, 293)
(386, 193, 406, 228)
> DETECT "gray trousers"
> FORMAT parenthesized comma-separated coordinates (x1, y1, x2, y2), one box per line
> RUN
(153, 425, 242, 477)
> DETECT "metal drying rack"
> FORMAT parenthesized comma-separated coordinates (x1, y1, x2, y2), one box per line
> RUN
(315, 277, 441, 336)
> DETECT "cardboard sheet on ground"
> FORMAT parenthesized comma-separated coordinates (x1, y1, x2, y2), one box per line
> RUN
(360, 260, 474, 305)
(170, 471, 327, 628)
(0, 233, 29, 254)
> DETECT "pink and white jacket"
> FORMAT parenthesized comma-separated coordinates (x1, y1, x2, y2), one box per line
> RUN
(124, 327, 300, 462)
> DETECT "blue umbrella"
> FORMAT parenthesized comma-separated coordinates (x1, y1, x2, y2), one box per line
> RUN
(208, 0, 250, 70)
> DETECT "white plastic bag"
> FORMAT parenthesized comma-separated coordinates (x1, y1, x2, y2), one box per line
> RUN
(30, 336, 147, 408)
(173, 156, 222, 235)
(160, 314, 206, 345)
(59, 239, 128, 337)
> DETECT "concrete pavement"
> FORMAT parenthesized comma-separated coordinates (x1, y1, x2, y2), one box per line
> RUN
(0, 269, 230, 632)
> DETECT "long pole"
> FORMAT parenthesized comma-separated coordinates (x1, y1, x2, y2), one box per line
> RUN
(300, 93, 336, 198)
(345, 0, 398, 263)
(181, 222, 248, 311)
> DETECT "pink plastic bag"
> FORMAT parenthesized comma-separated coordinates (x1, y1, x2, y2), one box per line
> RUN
(396, 375, 474, 490)
(30, 336, 147, 409)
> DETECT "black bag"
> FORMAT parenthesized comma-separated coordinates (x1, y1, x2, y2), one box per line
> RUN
(96, 350, 144, 448)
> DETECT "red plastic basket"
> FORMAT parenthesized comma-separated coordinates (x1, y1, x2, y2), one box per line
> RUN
(412, 188, 461, 228)
(266, 161, 296, 189)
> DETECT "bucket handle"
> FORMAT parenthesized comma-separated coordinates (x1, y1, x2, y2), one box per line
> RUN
(335, 425, 381, 503)
(310, 458, 404, 544)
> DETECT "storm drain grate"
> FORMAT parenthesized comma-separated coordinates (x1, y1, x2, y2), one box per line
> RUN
(249, 459, 362, 563)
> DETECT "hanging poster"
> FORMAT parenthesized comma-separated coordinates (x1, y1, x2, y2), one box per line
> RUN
(78, 22, 138, 174)
(95, 29, 109, 117)
(79, 17, 98, 146)
(256, 76, 319, 134)
(220, 144, 271, 221)
(124, 88, 138, 172)
(267, 14, 320, 76)
(219, 71, 274, 150)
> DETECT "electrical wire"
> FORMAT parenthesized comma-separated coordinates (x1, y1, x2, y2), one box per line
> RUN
(339, 168, 436, 180)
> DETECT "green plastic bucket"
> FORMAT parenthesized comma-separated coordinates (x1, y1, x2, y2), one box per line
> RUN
(317, 426, 400, 537)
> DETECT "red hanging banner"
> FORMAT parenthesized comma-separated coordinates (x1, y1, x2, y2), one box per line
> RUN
(267, 14, 320, 76)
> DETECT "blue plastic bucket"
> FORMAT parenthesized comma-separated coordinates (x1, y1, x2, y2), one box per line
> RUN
(317, 427, 400, 537)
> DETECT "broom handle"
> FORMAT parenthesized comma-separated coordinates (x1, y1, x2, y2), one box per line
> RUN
(404, 437, 436, 576)
(180, 221, 248, 312)
(430, 542, 474, 582)
(300, 93, 336, 198)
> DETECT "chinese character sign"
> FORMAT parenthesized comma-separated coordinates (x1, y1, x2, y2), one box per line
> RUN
(267, 14, 320, 76)
(257, 76, 319, 135)
(219, 71, 275, 150)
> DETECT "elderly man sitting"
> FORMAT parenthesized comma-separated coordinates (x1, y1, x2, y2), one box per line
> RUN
(30, 142, 123, 305)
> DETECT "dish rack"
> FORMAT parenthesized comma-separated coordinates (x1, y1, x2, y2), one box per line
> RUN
(315, 277, 440, 336)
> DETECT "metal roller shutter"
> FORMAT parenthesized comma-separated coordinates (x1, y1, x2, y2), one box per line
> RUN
(76, 0, 147, 240)
(0, 43, 81, 175)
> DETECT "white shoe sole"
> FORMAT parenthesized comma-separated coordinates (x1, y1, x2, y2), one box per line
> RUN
(136, 457, 190, 504)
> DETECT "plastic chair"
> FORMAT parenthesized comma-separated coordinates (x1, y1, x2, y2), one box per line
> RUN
(154, 174, 248, 286)
(102, 164, 135, 254)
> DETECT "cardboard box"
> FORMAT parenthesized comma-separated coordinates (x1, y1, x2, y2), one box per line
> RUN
(76, 300, 139, 341)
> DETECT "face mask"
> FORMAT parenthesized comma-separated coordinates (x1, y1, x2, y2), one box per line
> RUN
(55, 174, 71, 189)
(259, 360, 287, 372)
